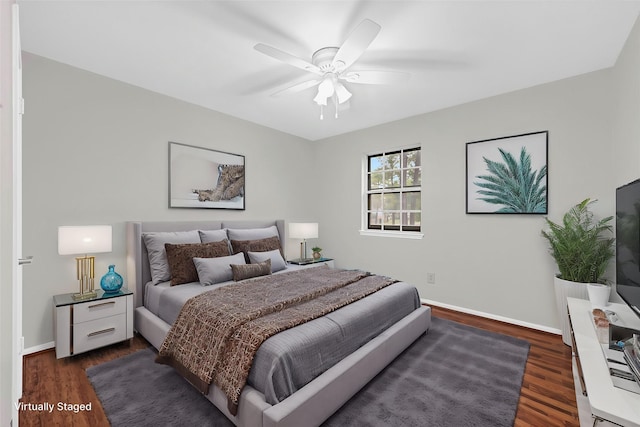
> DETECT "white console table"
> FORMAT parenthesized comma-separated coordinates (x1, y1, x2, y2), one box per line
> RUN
(568, 297, 640, 427)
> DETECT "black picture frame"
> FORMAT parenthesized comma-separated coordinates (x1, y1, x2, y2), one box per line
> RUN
(466, 131, 548, 214)
(169, 141, 245, 210)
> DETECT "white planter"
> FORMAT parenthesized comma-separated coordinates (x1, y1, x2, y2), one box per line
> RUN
(587, 283, 610, 309)
(554, 276, 589, 346)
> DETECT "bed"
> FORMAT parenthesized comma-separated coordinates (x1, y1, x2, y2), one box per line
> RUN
(126, 219, 431, 427)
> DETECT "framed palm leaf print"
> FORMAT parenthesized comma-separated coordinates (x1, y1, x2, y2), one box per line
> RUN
(466, 131, 548, 214)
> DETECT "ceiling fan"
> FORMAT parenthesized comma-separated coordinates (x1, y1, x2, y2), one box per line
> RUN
(254, 19, 409, 119)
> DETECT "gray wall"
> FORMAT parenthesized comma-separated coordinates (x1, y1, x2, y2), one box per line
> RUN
(311, 18, 640, 330)
(20, 14, 640, 349)
(22, 54, 314, 348)
(611, 7, 640, 189)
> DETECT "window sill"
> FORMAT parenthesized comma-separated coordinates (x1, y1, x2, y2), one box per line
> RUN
(359, 230, 424, 240)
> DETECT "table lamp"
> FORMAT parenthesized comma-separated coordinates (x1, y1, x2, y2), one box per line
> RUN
(58, 225, 112, 300)
(289, 222, 318, 262)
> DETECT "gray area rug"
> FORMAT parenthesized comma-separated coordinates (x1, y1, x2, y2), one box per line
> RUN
(87, 317, 529, 427)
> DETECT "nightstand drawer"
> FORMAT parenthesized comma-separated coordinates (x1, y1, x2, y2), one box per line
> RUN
(73, 297, 126, 323)
(73, 314, 126, 354)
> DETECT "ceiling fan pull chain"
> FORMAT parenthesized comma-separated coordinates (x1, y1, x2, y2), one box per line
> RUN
(319, 105, 324, 120)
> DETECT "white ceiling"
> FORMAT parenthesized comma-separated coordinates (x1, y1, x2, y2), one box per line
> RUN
(17, 1, 640, 141)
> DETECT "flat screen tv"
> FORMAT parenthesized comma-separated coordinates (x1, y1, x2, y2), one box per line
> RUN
(616, 178, 640, 320)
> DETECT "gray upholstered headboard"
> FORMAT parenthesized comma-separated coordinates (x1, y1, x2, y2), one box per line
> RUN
(126, 220, 285, 308)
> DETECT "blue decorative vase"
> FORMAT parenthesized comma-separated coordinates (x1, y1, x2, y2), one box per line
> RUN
(100, 265, 123, 293)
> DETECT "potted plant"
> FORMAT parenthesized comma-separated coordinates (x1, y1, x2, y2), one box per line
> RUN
(311, 247, 322, 260)
(541, 198, 615, 345)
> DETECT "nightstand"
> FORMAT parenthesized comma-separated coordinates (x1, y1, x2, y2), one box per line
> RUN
(288, 257, 335, 269)
(53, 288, 134, 359)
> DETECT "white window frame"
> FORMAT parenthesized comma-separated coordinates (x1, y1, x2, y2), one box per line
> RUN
(360, 145, 424, 239)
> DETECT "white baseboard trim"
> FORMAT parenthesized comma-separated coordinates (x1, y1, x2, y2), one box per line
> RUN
(23, 301, 559, 355)
(421, 298, 561, 335)
(24, 341, 54, 356)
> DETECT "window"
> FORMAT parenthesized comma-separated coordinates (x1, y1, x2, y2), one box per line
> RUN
(364, 147, 421, 235)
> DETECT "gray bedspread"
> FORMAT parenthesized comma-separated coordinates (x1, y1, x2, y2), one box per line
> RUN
(146, 270, 420, 404)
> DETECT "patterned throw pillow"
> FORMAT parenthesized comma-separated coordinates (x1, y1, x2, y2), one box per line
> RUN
(230, 259, 272, 281)
(165, 240, 231, 286)
(142, 230, 201, 284)
(230, 236, 283, 263)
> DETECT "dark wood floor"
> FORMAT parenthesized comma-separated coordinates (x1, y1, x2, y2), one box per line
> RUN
(19, 305, 579, 426)
(432, 306, 579, 427)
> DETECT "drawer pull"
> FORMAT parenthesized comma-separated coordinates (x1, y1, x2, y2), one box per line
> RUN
(87, 301, 116, 309)
(87, 327, 115, 337)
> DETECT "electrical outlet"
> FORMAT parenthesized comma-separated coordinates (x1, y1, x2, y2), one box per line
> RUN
(427, 273, 436, 284)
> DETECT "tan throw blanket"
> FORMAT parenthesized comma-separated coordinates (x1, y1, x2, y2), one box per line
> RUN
(156, 266, 396, 415)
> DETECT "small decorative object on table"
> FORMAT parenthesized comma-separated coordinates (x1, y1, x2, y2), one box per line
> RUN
(593, 308, 610, 344)
(311, 247, 322, 260)
(588, 283, 611, 308)
(100, 264, 123, 293)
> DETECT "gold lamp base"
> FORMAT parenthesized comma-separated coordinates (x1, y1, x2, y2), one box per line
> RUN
(72, 290, 97, 301)
(73, 255, 97, 301)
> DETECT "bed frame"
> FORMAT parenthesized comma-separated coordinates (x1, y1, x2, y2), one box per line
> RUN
(126, 220, 431, 427)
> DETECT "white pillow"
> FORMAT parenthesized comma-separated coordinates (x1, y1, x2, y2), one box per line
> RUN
(193, 252, 246, 286)
(248, 249, 286, 273)
(142, 230, 200, 284)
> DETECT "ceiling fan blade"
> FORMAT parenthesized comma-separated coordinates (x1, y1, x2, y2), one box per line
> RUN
(254, 43, 322, 75)
(341, 70, 410, 85)
(271, 79, 321, 97)
(332, 19, 381, 71)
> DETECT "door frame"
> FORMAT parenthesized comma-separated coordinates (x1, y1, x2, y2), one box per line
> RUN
(11, 2, 23, 424)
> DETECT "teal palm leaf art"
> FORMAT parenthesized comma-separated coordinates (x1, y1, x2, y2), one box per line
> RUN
(474, 147, 547, 213)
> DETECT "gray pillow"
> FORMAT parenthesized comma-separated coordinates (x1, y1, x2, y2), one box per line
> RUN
(193, 252, 246, 286)
(198, 229, 228, 243)
(248, 249, 286, 272)
(227, 225, 279, 241)
(142, 230, 200, 284)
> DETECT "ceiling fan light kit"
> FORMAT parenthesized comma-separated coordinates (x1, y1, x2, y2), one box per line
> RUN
(254, 18, 409, 120)
(312, 72, 352, 120)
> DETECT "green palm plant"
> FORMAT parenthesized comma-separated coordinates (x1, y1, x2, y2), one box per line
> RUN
(541, 198, 615, 283)
(474, 147, 547, 213)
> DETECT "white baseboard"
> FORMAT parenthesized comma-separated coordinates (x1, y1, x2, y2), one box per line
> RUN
(421, 298, 561, 335)
(23, 302, 559, 355)
(24, 341, 54, 356)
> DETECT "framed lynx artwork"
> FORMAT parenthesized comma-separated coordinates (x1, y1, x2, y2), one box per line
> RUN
(169, 142, 245, 210)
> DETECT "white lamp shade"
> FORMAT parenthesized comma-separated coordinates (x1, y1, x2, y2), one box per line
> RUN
(289, 223, 319, 239)
(313, 77, 335, 106)
(335, 83, 352, 104)
(58, 225, 112, 255)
